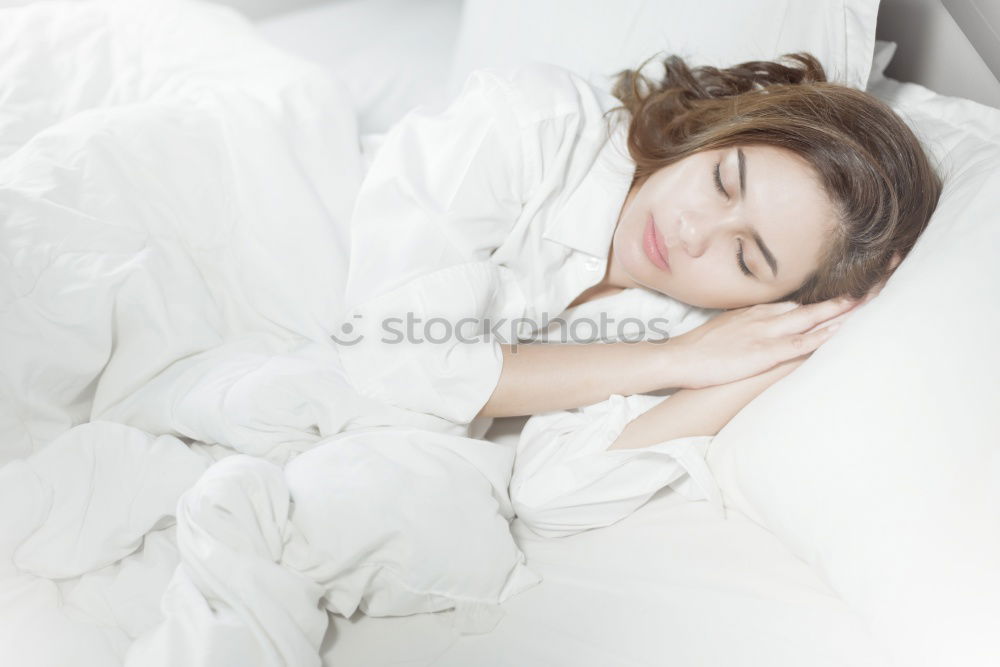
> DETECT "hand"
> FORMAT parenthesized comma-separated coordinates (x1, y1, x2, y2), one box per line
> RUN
(666, 296, 860, 389)
(611, 349, 815, 451)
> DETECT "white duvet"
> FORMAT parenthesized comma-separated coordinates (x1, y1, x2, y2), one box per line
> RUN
(0, 1, 541, 664)
(0, 0, 376, 457)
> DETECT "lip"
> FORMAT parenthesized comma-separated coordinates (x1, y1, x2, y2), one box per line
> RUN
(643, 215, 670, 271)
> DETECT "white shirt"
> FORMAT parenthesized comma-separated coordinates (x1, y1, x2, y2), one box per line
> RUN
(339, 62, 719, 422)
(336, 63, 726, 533)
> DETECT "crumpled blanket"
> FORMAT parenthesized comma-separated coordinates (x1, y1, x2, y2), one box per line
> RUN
(0, 2, 725, 665)
(0, 1, 538, 665)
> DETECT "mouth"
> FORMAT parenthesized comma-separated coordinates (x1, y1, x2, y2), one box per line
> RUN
(643, 215, 670, 271)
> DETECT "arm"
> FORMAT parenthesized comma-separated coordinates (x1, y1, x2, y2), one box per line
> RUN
(608, 355, 804, 450)
(478, 297, 853, 420)
(475, 339, 687, 419)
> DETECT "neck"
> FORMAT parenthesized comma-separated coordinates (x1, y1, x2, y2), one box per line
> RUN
(601, 250, 624, 290)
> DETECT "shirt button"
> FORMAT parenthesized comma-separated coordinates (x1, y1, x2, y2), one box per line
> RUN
(583, 257, 602, 271)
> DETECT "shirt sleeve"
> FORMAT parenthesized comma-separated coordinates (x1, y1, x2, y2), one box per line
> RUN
(509, 393, 726, 538)
(335, 68, 535, 425)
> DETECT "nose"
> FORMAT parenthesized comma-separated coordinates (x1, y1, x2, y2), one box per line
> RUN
(676, 212, 712, 258)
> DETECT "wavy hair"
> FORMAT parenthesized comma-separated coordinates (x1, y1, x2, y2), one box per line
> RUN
(606, 52, 942, 304)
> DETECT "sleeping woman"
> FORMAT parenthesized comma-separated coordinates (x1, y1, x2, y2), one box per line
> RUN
(335, 52, 942, 535)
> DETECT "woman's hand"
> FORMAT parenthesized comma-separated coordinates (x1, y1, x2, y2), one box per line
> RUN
(610, 352, 811, 450)
(665, 296, 860, 389)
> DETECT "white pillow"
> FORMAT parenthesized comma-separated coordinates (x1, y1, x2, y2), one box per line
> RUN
(707, 78, 1000, 667)
(447, 0, 880, 97)
(866, 39, 899, 89)
(255, 0, 463, 135)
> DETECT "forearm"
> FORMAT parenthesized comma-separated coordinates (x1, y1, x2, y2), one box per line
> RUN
(475, 340, 684, 419)
(607, 359, 798, 450)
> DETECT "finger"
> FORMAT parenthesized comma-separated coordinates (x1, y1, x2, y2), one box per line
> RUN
(753, 301, 801, 317)
(803, 310, 853, 333)
(802, 300, 871, 332)
(778, 322, 841, 359)
(769, 297, 858, 335)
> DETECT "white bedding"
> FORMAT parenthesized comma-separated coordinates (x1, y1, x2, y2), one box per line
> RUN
(323, 420, 889, 667)
(254, 0, 463, 135)
(0, 1, 535, 664)
(0, 1, 960, 666)
(0, 0, 370, 461)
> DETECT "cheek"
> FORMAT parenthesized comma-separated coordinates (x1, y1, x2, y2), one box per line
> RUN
(682, 250, 746, 302)
(618, 216, 650, 269)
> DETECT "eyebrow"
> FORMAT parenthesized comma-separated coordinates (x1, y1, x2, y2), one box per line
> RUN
(738, 148, 779, 278)
(738, 148, 747, 199)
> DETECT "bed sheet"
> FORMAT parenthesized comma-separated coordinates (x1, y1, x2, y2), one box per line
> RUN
(315, 420, 888, 667)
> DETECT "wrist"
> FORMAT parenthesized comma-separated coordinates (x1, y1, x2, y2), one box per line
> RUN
(636, 338, 691, 393)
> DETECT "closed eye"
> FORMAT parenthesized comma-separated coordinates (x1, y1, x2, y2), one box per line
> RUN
(713, 161, 729, 199)
(737, 239, 754, 277)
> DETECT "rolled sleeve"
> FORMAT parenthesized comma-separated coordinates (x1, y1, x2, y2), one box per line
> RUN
(338, 261, 526, 425)
(510, 393, 725, 538)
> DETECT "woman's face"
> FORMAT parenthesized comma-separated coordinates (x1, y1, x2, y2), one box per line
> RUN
(607, 144, 839, 309)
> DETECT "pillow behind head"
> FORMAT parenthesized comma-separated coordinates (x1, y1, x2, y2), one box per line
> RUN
(447, 0, 880, 97)
(866, 39, 899, 88)
(707, 77, 1000, 667)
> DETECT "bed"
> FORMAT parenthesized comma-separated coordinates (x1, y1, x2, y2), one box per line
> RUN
(1, 1, 998, 666)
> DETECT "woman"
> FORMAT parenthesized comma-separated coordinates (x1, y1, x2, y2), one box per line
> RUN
(333, 51, 941, 536)
(337, 52, 941, 441)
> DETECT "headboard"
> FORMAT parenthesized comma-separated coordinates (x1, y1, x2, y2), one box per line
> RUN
(876, 0, 1000, 109)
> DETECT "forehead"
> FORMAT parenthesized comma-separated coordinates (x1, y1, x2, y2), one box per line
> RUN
(740, 144, 837, 274)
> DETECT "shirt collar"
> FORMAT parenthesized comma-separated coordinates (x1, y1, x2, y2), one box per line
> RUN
(541, 118, 635, 258)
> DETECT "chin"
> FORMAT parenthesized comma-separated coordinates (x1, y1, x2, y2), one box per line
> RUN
(631, 251, 673, 290)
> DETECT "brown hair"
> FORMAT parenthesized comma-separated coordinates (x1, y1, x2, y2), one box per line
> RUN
(606, 52, 942, 304)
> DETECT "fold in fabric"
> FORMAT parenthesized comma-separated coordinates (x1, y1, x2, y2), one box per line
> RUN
(510, 393, 726, 538)
(125, 428, 541, 666)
